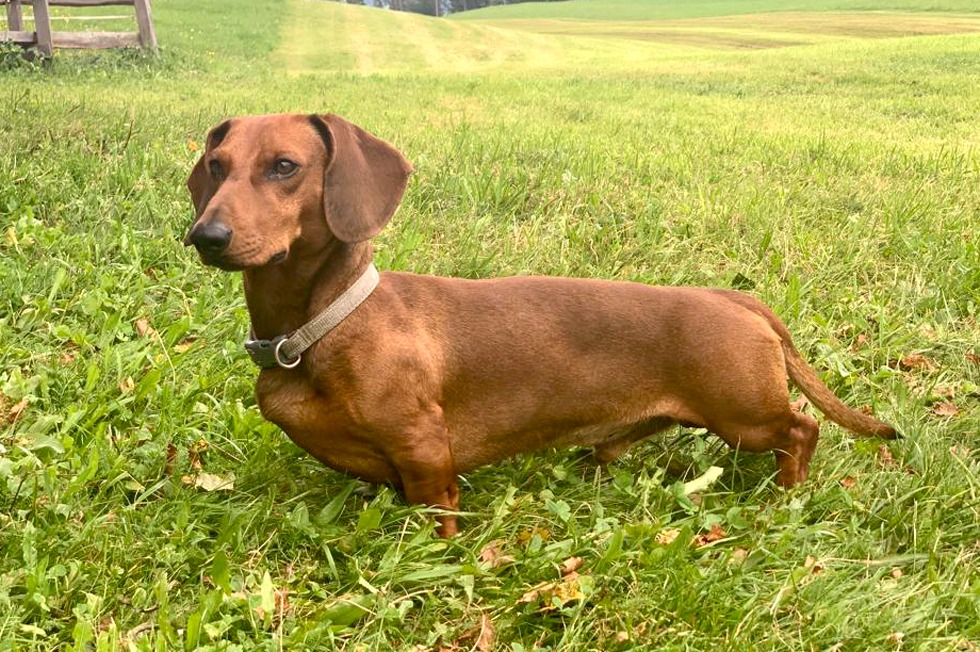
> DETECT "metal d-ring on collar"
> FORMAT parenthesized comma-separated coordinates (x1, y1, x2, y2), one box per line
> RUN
(244, 263, 380, 370)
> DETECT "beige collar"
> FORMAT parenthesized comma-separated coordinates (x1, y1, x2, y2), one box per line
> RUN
(244, 263, 380, 369)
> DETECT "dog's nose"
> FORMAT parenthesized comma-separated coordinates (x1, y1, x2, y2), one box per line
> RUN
(187, 221, 232, 253)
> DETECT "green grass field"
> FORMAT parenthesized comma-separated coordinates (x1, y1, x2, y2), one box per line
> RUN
(1, 0, 978, 649)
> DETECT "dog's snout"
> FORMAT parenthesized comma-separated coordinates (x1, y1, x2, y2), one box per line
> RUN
(187, 221, 233, 253)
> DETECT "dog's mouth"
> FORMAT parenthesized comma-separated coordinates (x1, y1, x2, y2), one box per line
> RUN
(196, 249, 288, 271)
(198, 252, 245, 272)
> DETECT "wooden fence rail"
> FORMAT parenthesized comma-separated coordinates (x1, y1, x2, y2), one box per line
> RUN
(1, 0, 156, 57)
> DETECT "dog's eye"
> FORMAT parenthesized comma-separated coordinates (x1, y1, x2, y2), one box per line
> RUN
(208, 160, 224, 181)
(271, 159, 299, 179)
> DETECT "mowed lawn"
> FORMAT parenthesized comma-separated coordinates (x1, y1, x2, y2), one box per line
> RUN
(1, 0, 978, 650)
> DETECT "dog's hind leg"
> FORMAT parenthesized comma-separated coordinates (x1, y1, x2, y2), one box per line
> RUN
(711, 410, 820, 487)
(772, 411, 820, 486)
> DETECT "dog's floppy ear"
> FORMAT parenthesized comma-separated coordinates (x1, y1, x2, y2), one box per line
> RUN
(186, 119, 232, 217)
(186, 155, 212, 217)
(311, 114, 413, 244)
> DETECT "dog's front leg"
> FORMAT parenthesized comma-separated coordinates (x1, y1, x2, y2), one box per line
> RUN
(383, 408, 461, 537)
(402, 463, 460, 537)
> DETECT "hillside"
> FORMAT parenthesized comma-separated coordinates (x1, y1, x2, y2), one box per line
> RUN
(268, 0, 980, 75)
(272, 0, 676, 75)
(452, 0, 980, 22)
(452, 0, 980, 50)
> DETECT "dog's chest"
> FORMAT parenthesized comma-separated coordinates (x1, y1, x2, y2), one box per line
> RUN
(255, 371, 397, 484)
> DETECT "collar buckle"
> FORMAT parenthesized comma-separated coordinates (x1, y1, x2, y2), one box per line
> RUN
(244, 334, 300, 370)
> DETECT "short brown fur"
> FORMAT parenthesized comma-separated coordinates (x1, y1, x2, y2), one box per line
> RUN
(185, 113, 896, 536)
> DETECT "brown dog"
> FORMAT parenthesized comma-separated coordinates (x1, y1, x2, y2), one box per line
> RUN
(184, 113, 896, 536)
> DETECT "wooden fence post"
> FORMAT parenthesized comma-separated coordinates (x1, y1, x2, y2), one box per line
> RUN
(133, 0, 156, 51)
(31, 0, 53, 57)
(5, 0, 24, 31)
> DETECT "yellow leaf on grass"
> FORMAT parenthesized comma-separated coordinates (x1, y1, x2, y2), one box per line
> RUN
(174, 338, 196, 353)
(681, 466, 724, 495)
(656, 528, 681, 545)
(183, 472, 236, 492)
(518, 573, 589, 611)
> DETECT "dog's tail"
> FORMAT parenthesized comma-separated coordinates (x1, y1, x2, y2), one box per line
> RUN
(713, 290, 897, 439)
(782, 340, 897, 438)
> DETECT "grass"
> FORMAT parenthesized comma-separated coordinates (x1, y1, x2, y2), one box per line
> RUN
(1, 0, 979, 649)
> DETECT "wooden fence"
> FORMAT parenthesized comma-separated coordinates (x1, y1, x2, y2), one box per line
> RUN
(1, 0, 156, 57)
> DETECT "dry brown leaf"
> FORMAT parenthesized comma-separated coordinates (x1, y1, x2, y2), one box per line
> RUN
(840, 476, 858, 489)
(174, 337, 196, 354)
(518, 582, 550, 604)
(275, 589, 290, 620)
(561, 556, 584, 576)
(949, 445, 971, 459)
(851, 333, 870, 351)
(887, 632, 905, 646)
(254, 587, 290, 623)
(966, 351, 980, 366)
(458, 613, 494, 652)
(693, 523, 727, 547)
(479, 540, 515, 569)
(164, 443, 178, 476)
(188, 439, 209, 470)
(124, 621, 154, 641)
(729, 548, 749, 564)
(9, 397, 29, 423)
(60, 346, 78, 365)
(932, 402, 960, 417)
(878, 445, 897, 469)
(119, 377, 135, 394)
(135, 317, 156, 338)
(898, 353, 935, 372)
(934, 386, 957, 400)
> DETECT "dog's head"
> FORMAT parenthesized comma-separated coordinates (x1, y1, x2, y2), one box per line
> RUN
(184, 114, 412, 270)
